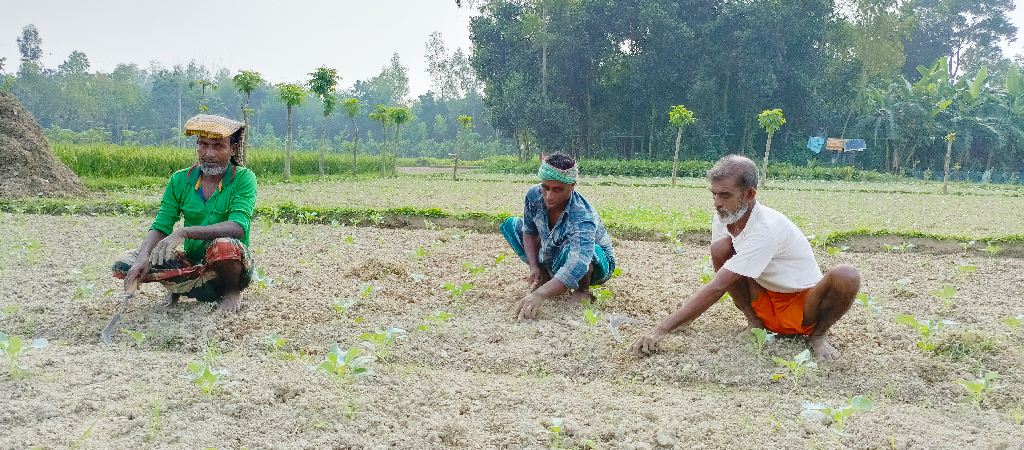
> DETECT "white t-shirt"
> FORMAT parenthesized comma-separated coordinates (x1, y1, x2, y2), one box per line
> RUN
(711, 202, 822, 293)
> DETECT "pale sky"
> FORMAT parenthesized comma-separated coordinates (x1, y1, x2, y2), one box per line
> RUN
(0, 0, 476, 97)
(1, 1, 1022, 97)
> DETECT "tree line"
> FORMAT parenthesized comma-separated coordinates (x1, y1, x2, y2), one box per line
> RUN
(1, 27, 505, 174)
(466, 0, 1023, 175)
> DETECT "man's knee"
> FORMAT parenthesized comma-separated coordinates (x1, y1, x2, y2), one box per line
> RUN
(710, 237, 735, 271)
(826, 265, 860, 295)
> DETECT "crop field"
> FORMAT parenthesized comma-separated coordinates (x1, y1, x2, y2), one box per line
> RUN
(1, 174, 1023, 449)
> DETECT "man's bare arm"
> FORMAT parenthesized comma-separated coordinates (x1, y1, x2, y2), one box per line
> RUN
(150, 221, 245, 266)
(630, 268, 744, 355)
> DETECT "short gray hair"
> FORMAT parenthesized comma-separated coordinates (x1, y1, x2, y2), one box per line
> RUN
(707, 155, 758, 190)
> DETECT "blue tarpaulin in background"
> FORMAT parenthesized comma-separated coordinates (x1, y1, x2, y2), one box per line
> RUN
(807, 137, 826, 153)
(844, 139, 866, 151)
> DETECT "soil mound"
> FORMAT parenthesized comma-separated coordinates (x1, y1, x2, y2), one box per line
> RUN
(0, 91, 85, 198)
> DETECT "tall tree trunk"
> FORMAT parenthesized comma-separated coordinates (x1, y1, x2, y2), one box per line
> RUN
(453, 147, 460, 181)
(541, 3, 548, 101)
(943, 137, 954, 194)
(350, 118, 360, 176)
(392, 125, 400, 177)
(285, 105, 292, 181)
(760, 134, 772, 189)
(648, 104, 655, 159)
(672, 127, 682, 187)
(240, 95, 250, 166)
(319, 115, 326, 178)
(380, 127, 388, 177)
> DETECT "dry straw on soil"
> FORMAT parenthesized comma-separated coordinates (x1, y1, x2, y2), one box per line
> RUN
(0, 91, 85, 198)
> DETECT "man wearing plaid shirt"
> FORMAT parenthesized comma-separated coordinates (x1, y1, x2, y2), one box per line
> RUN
(500, 154, 615, 320)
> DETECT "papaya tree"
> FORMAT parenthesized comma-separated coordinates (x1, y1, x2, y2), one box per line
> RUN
(389, 107, 413, 177)
(232, 70, 264, 165)
(368, 105, 393, 177)
(757, 109, 785, 188)
(343, 98, 361, 175)
(668, 105, 696, 187)
(454, 115, 473, 181)
(276, 83, 308, 181)
(189, 79, 217, 113)
(308, 66, 341, 178)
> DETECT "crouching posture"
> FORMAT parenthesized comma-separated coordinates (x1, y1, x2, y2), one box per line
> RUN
(631, 155, 859, 360)
(501, 154, 615, 320)
(113, 115, 257, 312)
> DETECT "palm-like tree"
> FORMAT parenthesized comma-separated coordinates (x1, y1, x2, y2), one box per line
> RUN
(276, 83, 308, 181)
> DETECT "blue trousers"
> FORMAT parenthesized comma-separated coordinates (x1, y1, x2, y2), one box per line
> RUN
(499, 217, 612, 287)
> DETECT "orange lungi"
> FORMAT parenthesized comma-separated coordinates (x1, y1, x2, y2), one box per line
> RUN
(752, 288, 815, 335)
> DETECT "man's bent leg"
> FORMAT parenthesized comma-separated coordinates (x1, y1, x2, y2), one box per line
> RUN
(211, 259, 244, 312)
(802, 265, 860, 360)
(568, 262, 596, 304)
(711, 237, 765, 334)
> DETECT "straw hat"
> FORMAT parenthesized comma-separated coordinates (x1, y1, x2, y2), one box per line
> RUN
(183, 114, 245, 139)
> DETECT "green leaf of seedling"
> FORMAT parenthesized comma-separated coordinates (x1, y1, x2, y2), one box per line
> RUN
(315, 361, 336, 374)
(122, 329, 152, 345)
(583, 309, 600, 325)
(930, 285, 956, 299)
(611, 267, 626, 278)
(848, 396, 873, 412)
(826, 246, 848, 255)
(419, 324, 430, 331)
(102, 288, 117, 296)
(953, 380, 985, 394)
(1, 306, 19, 315)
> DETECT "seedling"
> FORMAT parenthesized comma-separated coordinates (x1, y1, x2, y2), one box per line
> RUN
(333, 298, 357, 317)
(0, 333, 49, 379)
(315, 343, 375, 388)
(954, 264, 977, 280)
(610, 267, 626, 278)
(893, 278, 914, 296)
(186, 362, 229, 394)
(358, 283, 377, 298)
(72, 284, 95, 301)
(444, 282, 474, 302)
(1010, 401, 1023, 426)
(953, 371, 998, 409)
(121, 329, 153, 346)
(745, 328, 776, 359)
(959, 240, 975, 254)
(583, 309, 600, 325)
(983, 242, 1003, 257)
(826, 246, 849, 256)
(1000, 315, 1024, 336)
(494, 253, 508, 266)
(251, 268, 278, 291)
(265, 333, 288, 352)
(359, 326, 407, 362)
(894, 314, 957, 351)
(773, 349, 816, 391)
(342, 235, 356, 244)
(548, 417, 566, 449)
(410, 273, 425, 283)
(882, 242, 914, 253)
(0, 306, 19, 319)
(587, 286, 613, 310)
(420, 310, 453, 331)
(405, 247, 428, 259)
(463, 262, 488, 275)
(930, 285, 957, 310)
(856, 293, 886, 317)
(666, 230, 685, 254)
(801, 396, 873, 435)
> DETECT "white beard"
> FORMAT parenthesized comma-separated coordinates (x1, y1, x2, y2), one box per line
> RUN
(200, 162, 230, 176)
(718, 202, 749, 225)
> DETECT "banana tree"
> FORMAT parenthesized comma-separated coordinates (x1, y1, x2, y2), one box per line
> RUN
(756, 109, 785, 188)
(667, 105, 696, 187)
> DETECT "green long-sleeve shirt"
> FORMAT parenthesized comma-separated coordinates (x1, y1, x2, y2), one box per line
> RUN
(150, 164, 257, 263)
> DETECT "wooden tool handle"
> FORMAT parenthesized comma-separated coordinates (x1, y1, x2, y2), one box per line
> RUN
(126, 277, 139, 295)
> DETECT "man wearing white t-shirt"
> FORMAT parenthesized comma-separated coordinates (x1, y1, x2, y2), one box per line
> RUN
(631, 155, 860, 360)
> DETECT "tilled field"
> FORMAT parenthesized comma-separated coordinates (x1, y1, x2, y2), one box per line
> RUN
(1, 214, 1022, 449)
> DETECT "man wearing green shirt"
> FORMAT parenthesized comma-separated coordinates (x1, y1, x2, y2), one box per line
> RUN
(113, 114, 257, 312)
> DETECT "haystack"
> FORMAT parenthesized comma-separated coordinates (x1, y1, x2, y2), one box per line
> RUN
(0, 91, 85, 198)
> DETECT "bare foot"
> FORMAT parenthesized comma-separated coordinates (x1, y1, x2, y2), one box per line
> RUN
(163, 293, 180, 307)
(809, 334, 840, 361)
(217, 292, 243, 313)
(569, 289, 595, 305)
(736, 319, 766, 340)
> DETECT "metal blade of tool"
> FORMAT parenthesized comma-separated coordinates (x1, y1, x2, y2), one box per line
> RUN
(605, 312, 653, 343)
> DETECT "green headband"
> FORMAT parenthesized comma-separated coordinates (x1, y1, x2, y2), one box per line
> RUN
(538, 160, 579, 184)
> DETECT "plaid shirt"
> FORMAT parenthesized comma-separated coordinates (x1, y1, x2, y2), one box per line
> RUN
(522, 184, 614, 289)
